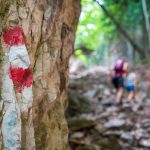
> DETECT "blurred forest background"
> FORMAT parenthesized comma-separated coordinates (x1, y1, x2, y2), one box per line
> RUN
(75, 0, 150, 65)
(68, 1, 150, 150)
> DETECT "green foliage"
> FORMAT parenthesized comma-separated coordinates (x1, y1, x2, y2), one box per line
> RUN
(75, 0, 102, 51)
(75, 0, 116, 64)
(75, 49, 88, 63)
(75, 0, 150, 64)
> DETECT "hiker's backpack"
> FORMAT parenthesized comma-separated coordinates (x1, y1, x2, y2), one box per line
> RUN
(114, 59, 124, 73)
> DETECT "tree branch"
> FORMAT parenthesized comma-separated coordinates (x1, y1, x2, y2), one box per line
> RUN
(94, 0, 146, 58)
(75, 45, 95, 55)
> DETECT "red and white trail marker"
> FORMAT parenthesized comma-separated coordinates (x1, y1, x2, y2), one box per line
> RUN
(2, 27, 35, 150)
(3, 27, 33, 93)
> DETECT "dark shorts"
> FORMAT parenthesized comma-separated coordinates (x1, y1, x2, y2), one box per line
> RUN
(112, 76, 124, 89)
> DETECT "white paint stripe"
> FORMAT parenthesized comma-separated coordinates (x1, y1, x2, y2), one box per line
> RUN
(2, 104, 21, 150)
(9, 45, 30, 68)
(2, 61, 21, 150)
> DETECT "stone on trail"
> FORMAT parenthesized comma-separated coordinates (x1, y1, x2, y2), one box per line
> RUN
(120, 131, 133, 141)
(71, 132, 85, 139)
(83, 89, 97, 99)
(101, 98, 115, 106)
(68, 118, 96, 131)
(140, 139, 150, 148)
(133, 128, 149, 140)
(94, 124, 106, 134)
(103, 88, 111, 96)
(105, 118, 126, 129)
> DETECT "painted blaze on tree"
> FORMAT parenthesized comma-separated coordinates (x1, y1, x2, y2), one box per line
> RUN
(3, 27, 33, 93)
(2, 27, 34, 149)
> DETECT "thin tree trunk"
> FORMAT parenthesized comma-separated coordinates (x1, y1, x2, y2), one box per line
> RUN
(94, 0, 146, 58)
(0, 0, 81, 149)
(141, 0, 150, 50)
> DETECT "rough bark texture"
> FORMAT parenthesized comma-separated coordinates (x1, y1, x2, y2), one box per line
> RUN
(0, 0, 81, 149)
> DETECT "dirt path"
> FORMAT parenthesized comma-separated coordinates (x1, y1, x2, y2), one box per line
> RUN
(68, 66, 150, 150)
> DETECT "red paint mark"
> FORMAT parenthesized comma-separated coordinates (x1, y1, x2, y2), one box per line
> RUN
(9, 66, 33, 93)
(3, 27, 25, 46)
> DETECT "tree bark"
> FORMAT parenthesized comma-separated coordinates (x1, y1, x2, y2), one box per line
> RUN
(0, 0, 81, 150)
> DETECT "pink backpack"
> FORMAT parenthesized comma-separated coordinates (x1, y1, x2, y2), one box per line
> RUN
(114, 59, 124, 73)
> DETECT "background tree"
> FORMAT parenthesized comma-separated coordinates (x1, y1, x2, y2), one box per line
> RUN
(76, 0, 150, 64)
(141, 0, 150, 49)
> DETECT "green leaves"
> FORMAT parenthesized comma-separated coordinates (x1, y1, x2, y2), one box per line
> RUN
(75, 0, 150, 64)
(76, 0, 101, 50)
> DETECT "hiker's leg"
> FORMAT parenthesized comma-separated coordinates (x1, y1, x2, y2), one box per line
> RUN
(116, 76, 124, 103)
(116, 87, 124, 103)
(128, 91, 135, 101)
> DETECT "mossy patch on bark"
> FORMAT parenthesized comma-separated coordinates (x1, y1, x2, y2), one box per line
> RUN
(35, 100, 69, 150)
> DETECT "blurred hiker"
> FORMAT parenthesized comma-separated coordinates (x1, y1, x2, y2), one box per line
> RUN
(110, 59, 128, 103)
(125, 72, 138, 102)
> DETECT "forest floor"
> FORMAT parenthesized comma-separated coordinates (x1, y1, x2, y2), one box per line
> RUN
(67, 64, 150, 150)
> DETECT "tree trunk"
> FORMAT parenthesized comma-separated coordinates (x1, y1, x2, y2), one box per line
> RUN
(141, 0, 150, 50)
(0, 0, 81, 150)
